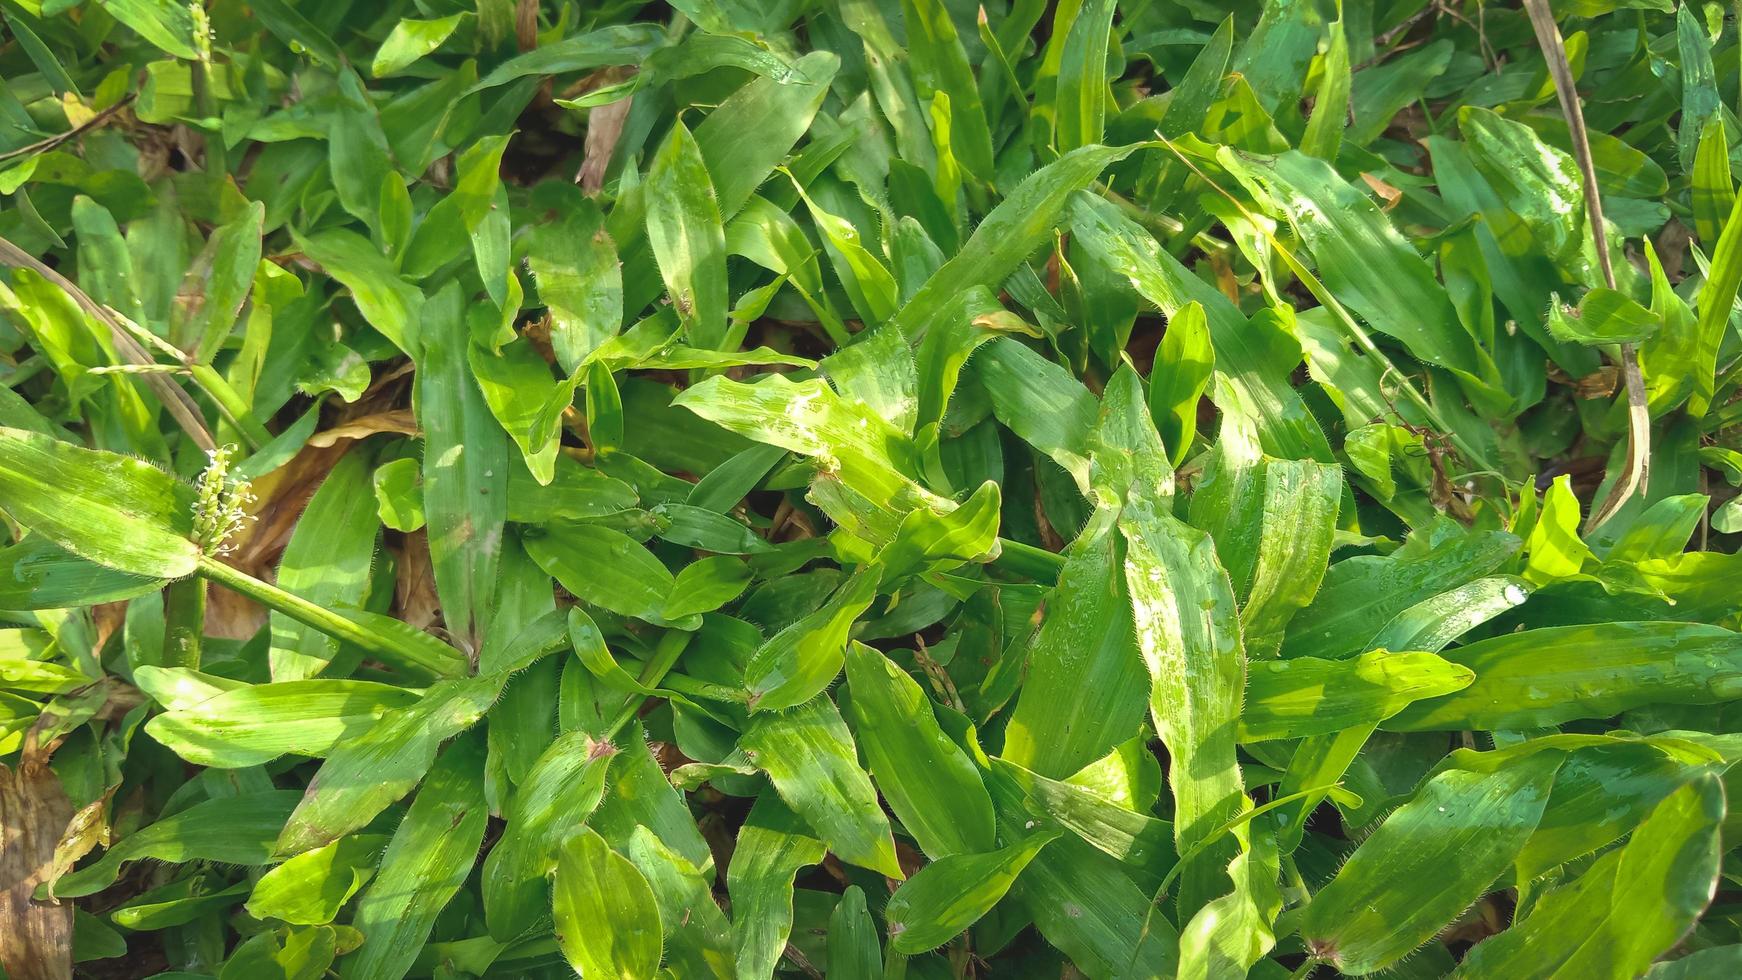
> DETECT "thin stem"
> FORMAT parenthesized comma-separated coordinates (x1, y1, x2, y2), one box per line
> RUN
(0, 237, 216, 452)
(1100, 183, 1231, 259)
(1126, 783, 1342, 974)
(161, 576, 206, 669)
(188, 364, 270, 449)
(86, 364, 190, 375)
(187, 6, 226, 188)
(658, 672, 751, 703)
(1153, 136, 1501, 477)
(1417, 96, 1440, 135)
(882, 945, 911, 980)
(605, 628, 692, 739)
(106, 309, 268, 450)
(1153, 783, 1341, 904)
(1521, 0, 1650, 530)
(992, 536, 1066, 581)
(1, 355, 49, 387)
(1283, 852, 1312, 906)
(196, 555, 399, 661)
(107, 306, 186, 360)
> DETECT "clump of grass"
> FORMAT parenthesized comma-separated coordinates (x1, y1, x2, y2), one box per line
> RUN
(1, 3, 1740, 978)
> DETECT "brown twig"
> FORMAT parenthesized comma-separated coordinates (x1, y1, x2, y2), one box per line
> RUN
(1375, 4, 1437, 48)
(1521, 0, 1650, 531)
(1351, 5, 1438, 72)
(1356, 3, 1497, 76)
(0, 94, 137, 163)
(781, 943, 825, 979)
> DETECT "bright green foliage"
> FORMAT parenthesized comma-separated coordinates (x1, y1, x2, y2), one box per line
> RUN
(883, 830, 1058, 952)
(553, 828, 664, 980)
(6, 3, 1742, 979)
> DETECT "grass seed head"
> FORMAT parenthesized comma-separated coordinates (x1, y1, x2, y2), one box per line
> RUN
(191, 445, 256, 556)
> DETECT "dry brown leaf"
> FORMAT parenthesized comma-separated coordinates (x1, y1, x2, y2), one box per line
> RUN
(46, 790, 114, 887)
(0, 762, 74, 980)
(359, 361, 416, 404)
(230, 443, 352, 567)
(515, 0, 538, 51)
(206, 441, 358, 638)
(394, 531, 442, 633)
(579, 87, 634, 195)
(211, 409, 412, 635)
(306, 410, 419, 448)
(1210, 251, 1240, 306)
(89, 601, 129, 663)
(204, 583, 266, 641)
(1361, 172, 1404, 210)
(1575, 365, 1620, 400)
(1655, 220, 1691, 280)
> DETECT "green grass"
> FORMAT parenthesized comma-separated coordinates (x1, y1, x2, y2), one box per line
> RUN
(2, 1, 1742, 977)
